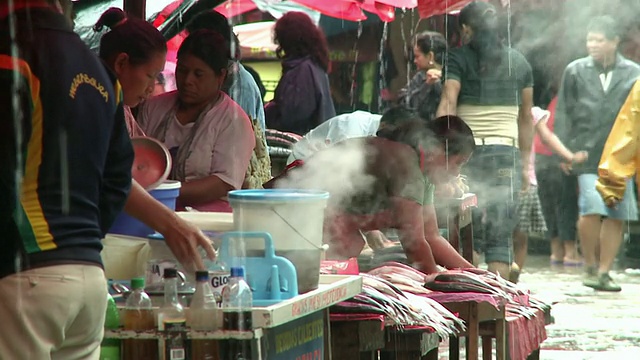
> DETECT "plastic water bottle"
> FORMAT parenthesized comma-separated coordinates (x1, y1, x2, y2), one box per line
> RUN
(208, 258, 230, 311)
(188, 271, 219, 359)
(100, 293, 120, 360)
(158, 268, 188, 360)
(221, 267, 253, 359)
(123, 278, 157, 360)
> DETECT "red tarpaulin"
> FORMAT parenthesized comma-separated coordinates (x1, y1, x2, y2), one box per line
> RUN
(215, 0, 258, 18)
(417, 0, 476, 18)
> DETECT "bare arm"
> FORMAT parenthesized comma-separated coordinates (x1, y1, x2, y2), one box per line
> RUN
(535, 121, 576, 162)
(436, 79, 461, 117)
(517, 87, 534, 189)
(177, 175, 234, 207)
(125, 180, 216, 271)
(423, 204, 474, 269)
(392, 197, 439, 274)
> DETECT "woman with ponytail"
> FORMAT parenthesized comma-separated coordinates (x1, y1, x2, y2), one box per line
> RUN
(94, 8, 216, 272)
(436, 1, 534, 278)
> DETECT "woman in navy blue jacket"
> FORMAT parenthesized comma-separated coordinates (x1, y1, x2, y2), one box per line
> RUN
(265, 11, 336, 135)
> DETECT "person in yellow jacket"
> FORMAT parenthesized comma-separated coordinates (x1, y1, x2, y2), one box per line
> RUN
(596, 79, 640, 291)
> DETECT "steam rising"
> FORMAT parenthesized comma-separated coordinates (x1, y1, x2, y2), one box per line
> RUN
(273, 140, 376, 212)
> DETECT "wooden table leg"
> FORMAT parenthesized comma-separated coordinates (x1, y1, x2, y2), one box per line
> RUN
(460, 222, 474, 264)
(495, 317, 507, 360)
(424, 348, 439, 360)
(481, 336, 492, 360)
(448, 213, 461, 252)
(449, 335, 460, 360)
(465, 302, 479, 360)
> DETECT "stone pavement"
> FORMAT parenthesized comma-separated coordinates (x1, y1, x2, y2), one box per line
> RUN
(436, 255, 640, 359)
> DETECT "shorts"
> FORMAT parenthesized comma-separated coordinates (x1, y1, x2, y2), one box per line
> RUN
(517, 185, 547, 234)
(578, 173, 638, 220)
(463, 145, 521, 264)
(535, 155, 578, 241)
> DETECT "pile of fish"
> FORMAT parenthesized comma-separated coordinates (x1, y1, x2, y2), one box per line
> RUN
(333, 270, 464, 338)
(424, 268, 549, 318)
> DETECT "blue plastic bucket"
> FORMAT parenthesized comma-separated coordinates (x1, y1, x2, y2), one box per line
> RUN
(108, 181, 181, 238)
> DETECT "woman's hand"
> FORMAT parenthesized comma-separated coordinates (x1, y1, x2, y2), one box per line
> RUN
(426, 69, 442, 85)
(571, 151, 589, 164)
(161, 216, 216, 273)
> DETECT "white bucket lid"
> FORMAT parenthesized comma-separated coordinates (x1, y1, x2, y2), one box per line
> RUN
(228, 189, 329, 203)
(155, 180, 182, 190)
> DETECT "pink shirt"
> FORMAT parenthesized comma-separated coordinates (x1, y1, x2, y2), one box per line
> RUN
(528, 107, 550, 186)
(138, 91, 255, 212)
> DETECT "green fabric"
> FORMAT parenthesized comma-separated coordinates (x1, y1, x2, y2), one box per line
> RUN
(444, 46, 533, 106)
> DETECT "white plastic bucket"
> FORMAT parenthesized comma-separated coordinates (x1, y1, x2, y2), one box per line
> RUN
(228, 189, 329, 251)
(228, 189, 330, 293)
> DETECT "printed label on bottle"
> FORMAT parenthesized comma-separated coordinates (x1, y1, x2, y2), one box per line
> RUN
(209, 271, 229, 307)
(164, 321, 187, 360)
(169, 348, 185, 360)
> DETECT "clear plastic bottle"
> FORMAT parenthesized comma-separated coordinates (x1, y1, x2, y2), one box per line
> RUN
(123, 278, 157, 360)
(221, 267, 253, 360)
(189, 271, 219, 359)
(99, 293, 120, 360)
(221, 267, 253, 331)
(158, 268, 188, 360)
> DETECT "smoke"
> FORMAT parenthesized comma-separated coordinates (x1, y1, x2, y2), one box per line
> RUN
(274, 140, 376, 212)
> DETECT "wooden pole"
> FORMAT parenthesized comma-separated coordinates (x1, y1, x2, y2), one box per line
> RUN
(123, 0, 146, 20)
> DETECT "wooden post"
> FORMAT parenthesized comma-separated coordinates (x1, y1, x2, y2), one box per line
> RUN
(123, 0, 146, 20)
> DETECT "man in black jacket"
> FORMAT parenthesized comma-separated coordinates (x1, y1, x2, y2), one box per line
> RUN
(554, 16, 640, 292)
(0, 0, 133, 357)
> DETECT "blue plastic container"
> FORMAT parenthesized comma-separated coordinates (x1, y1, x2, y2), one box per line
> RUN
(108, 181, 181, 238)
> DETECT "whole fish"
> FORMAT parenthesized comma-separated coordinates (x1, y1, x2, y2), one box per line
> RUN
(369, 262, 428, 283)
(361, 273, 407, 299)
(332, 301, 387, 315)
(374, 272, 428, 291)
(424, 280, 497, 295)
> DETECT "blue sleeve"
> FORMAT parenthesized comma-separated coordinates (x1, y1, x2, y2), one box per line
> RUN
(266, 62, 318, 133)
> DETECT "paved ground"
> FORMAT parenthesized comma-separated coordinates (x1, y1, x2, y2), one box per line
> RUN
(435, 255, 640, 359)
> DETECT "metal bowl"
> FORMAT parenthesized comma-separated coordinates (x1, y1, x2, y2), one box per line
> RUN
(131, 136, 172, 191)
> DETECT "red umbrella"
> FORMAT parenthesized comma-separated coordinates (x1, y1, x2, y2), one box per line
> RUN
(214, 0, 258, 18)
(293, 0, 367, 22)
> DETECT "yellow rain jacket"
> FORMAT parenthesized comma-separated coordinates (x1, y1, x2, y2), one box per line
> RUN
(597, 80, 640, 206)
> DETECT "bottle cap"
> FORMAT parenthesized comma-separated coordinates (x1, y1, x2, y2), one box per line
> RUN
(163, 268, 178, 278)
(195, 271, 210, 281)
(130, 277, 145, 290)
(230, 267, 244, 278)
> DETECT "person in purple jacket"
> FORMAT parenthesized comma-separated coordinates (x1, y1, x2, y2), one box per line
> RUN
(265, 11, 336, 135)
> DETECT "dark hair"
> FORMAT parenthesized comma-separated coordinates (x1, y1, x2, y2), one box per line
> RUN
(587, 16, 618, 40)
(415, 31, 448, 66)
(379, 106, 420, 128)
(378, 115, 475, 156)
(274, 12, 330, 72)
(94, 8, 167, 66)
(459, 1, 503, 71)
(178, 30, 230, 76)
(186, 10, 241, 59)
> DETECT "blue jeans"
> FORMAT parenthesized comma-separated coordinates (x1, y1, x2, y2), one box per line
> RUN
(463, 145, 521, 264)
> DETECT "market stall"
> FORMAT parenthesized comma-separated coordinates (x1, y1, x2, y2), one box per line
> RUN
(105, 275, 362, 359)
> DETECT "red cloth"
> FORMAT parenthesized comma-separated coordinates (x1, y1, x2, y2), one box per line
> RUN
(422, 292, 503, 310)
(533, 96, 557, 156)
(507, 309, 548, 360)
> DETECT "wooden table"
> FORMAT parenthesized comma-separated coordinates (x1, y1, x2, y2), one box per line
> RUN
(327, 315, 441, 360)
(441, 299, 506, 360)
(436, 193, 478, 264)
